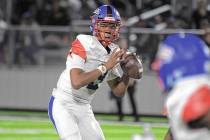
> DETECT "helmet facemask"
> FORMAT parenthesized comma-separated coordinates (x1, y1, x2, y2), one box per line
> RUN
(93, 19, 121, 46)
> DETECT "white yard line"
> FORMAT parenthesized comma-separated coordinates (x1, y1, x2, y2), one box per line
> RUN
(99, 120, 169, 128)
(0, 116, 49, 122)
(0, 128, 57, 134)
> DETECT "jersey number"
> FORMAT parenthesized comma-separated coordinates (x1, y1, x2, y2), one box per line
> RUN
(87, 73, 107, 90)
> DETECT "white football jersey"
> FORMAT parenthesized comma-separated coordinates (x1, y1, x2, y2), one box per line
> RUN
(53, 34, 123, 103)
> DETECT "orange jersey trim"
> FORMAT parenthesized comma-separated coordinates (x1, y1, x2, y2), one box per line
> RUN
(69, 39, 87, 60)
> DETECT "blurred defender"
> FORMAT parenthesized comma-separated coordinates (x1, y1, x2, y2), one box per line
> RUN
(48, 5, 135, 140)
(153, 33, 210, 140)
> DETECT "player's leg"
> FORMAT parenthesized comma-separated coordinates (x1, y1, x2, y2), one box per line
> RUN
(110, 91, 123, 121)
(116, 97, 123, 121)
(127, 85, 138, 121)
(77, 104, 105, 140)
(48, 96, 82, 140)
(79, 114, 105, 140)
(163, 129, 174, 140)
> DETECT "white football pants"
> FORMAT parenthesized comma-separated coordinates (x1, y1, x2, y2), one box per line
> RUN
(48, 96, 105, 140)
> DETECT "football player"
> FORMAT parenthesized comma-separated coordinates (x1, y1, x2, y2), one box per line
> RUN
(152, 33, 210, 140)
(48, 5, 135, 140)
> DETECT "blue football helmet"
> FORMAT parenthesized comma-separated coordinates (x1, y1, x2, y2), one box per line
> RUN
(153, 33, 210, 92)
(90, 5, 121, 46)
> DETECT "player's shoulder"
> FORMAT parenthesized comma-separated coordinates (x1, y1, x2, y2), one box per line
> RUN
(77, 34, 93, 40)
(71, 34, 92, 51)
(77, 34, 96, 44)
(76, 34, 99, 50)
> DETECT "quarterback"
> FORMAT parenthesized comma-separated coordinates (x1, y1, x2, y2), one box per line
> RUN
(153, 33, 210, 140)
(48, 5, 135, 140)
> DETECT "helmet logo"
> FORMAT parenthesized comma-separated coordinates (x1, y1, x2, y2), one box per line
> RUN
(93, 8, 100, 15)
(157, 44, 174, 64)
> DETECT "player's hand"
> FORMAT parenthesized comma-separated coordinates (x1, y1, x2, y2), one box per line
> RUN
(121, 51, 135, 63)
(104, 48, 125, 70)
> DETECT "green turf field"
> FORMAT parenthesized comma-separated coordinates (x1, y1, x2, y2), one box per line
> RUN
(0, 111, 168, 140)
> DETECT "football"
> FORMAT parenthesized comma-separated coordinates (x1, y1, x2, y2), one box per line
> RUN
(120, 53, 143, 79)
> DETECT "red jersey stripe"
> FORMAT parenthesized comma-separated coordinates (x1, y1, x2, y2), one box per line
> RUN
(69, 39, 86, 60)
